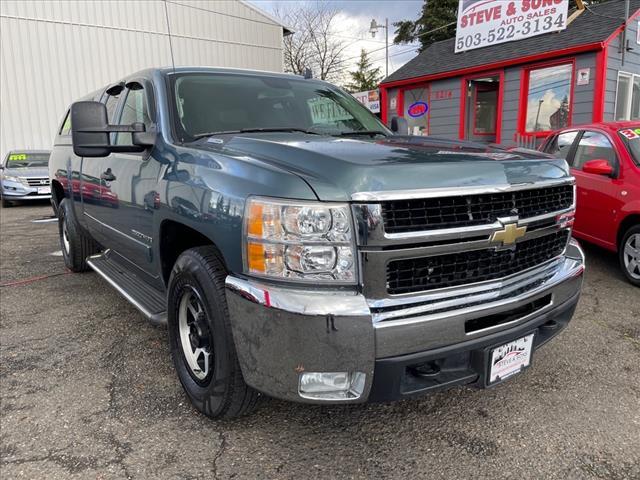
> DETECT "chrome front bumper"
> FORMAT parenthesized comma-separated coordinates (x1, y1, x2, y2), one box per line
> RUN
(1, 183, 51, 201)
(225, 239, 585, 403)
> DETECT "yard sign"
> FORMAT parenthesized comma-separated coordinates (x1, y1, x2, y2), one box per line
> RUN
(455, 0, 569, 53)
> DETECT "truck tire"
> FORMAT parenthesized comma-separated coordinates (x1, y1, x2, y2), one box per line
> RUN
(619, 224, 640, 287)
(167, 246, 260, 419)
(58, 198, 100, 272)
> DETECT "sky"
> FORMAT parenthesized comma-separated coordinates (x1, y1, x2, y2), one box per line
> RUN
(247, 0, 425, 84)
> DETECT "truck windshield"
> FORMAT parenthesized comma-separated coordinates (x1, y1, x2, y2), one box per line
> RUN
(171, 73, 390, 141)
(618, 127, 640, 166)
(4, 152, 50, 168)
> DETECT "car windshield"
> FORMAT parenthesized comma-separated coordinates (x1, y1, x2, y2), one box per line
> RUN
(4, 152, 49, 168)
(618, 127, 640, 166)
(171, 73, 390, 141)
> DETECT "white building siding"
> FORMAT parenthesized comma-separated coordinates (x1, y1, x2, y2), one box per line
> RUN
(0, 0, 285, 160)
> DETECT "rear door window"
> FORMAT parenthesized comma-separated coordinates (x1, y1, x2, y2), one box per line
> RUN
(104, 93, 121, 123)
(114, 85, 152, 146)
(59, 111, 71, 135)
(544, 131, 579, 161)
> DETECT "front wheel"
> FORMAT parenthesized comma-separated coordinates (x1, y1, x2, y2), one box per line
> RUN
(58, 198, 100, 272)
(167, 246, 260, 419)
(619, 224, 640, 287)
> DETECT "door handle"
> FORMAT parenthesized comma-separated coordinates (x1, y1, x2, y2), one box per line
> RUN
(101, 171, 116, 181)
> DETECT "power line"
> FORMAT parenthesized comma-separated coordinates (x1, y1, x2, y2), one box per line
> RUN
(329, 21, 455, 72)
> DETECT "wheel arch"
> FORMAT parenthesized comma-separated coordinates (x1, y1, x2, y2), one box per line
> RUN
(51, 179, 65, 214)
(158, 219, 230, 287)
(617, 213, 640, 249)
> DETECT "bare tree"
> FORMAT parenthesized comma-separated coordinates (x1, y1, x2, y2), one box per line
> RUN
(275, 4, 349, 82)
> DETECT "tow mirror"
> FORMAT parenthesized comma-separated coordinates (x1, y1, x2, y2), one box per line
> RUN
(390, 116, 408, 135)
(71, 101, 111, 157)
(70, 101, 152, 158)
(582, 159, 613, 176)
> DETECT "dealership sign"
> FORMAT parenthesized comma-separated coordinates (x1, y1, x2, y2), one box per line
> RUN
(352, 89, 380, 113)
(455, 0, 569, 53)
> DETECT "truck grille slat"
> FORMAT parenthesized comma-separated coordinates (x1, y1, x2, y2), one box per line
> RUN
(381, 185, 573, 234)
(386, 230, 570, 295)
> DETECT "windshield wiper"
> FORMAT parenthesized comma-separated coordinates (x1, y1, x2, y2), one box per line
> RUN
(336, 130, 388, 137)
(192, 127, 320, 139)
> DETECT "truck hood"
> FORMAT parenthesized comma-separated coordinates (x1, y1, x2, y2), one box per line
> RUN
(195, 133, 570, 201)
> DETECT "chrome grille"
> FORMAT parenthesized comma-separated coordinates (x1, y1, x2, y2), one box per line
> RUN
(381, 184, 573, 234)
(25, 177, 50, 187)
(386, 230, 570, 295)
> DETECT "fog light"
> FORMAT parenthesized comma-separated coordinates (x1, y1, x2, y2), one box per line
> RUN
(298, 372, 366, 400)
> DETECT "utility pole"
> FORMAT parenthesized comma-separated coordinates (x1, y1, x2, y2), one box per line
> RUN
(370, 18, 389, 78)
(623, 0, 630, 65)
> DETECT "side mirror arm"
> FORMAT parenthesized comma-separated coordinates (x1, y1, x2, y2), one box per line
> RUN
(76, 123, 145, 134)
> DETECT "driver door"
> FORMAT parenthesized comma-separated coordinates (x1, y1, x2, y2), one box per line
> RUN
(570, 130, 621, 249)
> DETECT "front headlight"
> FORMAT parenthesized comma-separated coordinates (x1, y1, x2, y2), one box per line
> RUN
(1, 174, 23, 185)
(243, 197, 356, 284)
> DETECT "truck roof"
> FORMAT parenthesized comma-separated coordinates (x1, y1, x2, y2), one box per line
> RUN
(129, 66, 314, 82)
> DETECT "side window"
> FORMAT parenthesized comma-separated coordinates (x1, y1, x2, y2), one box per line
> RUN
(59, 110, 71, 135)
(573, 131, 617, 170)
(545, 131, 578, 160)
(115, 86, 152, 146)
(104, 93, 121, 123)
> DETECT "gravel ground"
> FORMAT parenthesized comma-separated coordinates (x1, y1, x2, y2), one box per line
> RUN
(1, 203, 639, 480)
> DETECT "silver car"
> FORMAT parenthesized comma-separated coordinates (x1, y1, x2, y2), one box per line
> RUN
(0, 150, 52, 207)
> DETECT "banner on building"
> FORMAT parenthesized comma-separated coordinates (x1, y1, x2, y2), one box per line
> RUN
(352, 89, 380, 113)
(455, 0, 569, 53)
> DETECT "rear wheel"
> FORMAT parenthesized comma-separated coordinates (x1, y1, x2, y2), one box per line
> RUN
(167, 246, 260, 419)
(619, 224, 640, 287)
(58, 198, 100, 272)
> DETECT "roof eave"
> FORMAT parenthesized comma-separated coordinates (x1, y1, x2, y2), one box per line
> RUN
(380, 41, 605, 88)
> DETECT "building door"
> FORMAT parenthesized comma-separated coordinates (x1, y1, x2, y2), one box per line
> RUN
(403, 85, 430, 136)
(464, 75, 501, 143)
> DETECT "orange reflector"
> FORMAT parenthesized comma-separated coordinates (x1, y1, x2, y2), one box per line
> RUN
(247, 242, 266, 273)
(247, 202, 264, 237)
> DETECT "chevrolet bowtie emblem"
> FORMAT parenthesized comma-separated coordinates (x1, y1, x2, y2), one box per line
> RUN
(490, 223, 527, 246)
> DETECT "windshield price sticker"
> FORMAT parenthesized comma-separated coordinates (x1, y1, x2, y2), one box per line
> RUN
(455, 0, 569, 53)
(620, 128, 640, 140)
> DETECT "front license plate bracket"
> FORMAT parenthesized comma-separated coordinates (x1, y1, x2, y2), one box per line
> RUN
(484, 333, 535, 387)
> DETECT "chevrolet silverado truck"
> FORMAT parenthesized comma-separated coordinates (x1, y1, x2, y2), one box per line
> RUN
(49, 67, 585, 418)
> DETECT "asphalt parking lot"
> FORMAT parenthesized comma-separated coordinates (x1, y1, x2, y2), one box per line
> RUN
(1, 203, 639, 480)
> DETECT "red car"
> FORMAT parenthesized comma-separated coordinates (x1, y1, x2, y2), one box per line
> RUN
(541, 122, 640, 286)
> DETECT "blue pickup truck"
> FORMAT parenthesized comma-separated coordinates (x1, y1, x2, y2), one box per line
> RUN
(49, 67, 585, 418)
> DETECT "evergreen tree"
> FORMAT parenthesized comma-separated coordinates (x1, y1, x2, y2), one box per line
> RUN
(394, 0, 458, 52)
(344, 49, 382, 93)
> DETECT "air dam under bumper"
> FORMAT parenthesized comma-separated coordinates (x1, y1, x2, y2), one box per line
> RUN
(225, 240, 585, 404)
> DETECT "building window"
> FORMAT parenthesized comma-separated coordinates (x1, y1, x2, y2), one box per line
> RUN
(615, 72, 640, 121)
(525, 63, 572, 133)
